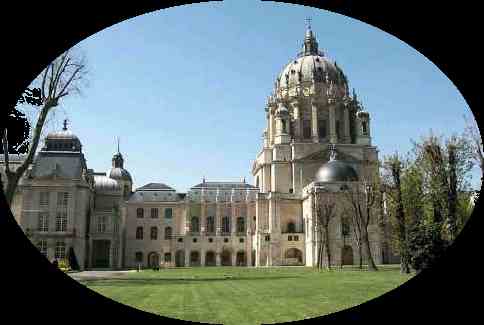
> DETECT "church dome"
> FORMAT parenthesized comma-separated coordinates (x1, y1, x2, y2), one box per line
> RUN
(275, 24, 348, 92)
(94, 174, 121, 192)
(43, 119, 82, 152)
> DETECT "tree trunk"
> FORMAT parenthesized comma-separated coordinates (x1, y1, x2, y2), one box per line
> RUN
(324, 225, 331, 270)
(5, 173, 20, 207)
(358, 244, 362, 269)
(362, 231, 378, 271)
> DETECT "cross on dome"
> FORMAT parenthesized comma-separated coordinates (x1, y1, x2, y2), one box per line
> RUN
(62, 119, 69, 131)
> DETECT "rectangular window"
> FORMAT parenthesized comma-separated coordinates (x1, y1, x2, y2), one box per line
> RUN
(164, 208, 173, 219)
(135, 252, 143, 263)
(38, 240, 48, 257)
(178, 238, 183, 243)
(136, 227, 143, 240)
(57, 192, 69, 208)
(265, 235, 270, 242)
(38, 213, 49, 232)
(39, 192, 49, 208)
(318, 119, 327, 138)
(236, 217, 245, 233)
(151, 208, 158, 218)
(55, 212, 67, 232)
(206, 216, 215, 233)
(288, 235, 293, 241)
(113, 222, 119, 234)
(136, 208, 144, 218)
(294, 236, 299, 241)
(55, 241, 66, 259)
(150, 227, 158, 240)
(302, 120, 311, 139)
(239, 238, 244, 243)
(97, 216, 106, 233)
(222, 216, 230, 233)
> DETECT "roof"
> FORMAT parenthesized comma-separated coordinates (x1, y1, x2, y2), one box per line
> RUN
(30, 151, 86, 179)
(315, 159, 358, 183)
(136, 182, 175, 191)
(191, 181, 257, 190)
(94, 175, 121, 192)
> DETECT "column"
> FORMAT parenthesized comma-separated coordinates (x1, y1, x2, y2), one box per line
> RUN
(344, 106, 351, 143)
(200, 249, 205, 266)
(329, 104, 337, 143)
(232, 252, 237, 266)
(216, 252, 221, 266)
(184, 249, 190, 267)
(216, 203, 221, 235)
(200, 202, 206, 235)
(292, 102, 301, 140)
(231, 202, 237, 235)
(311, 100, 319, 143)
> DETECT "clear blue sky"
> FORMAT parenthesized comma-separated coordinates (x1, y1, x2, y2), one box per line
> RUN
(47, 0, 479, 192)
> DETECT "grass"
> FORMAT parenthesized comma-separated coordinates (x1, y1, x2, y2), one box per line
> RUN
(80, 265, 413, 325)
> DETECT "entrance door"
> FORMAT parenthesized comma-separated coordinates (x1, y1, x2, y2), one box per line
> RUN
(342, 245, 354, 265)
(175, 250, 185, 267)
(92, 240, 111, 268)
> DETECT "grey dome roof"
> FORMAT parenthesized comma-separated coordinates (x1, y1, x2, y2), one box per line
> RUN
(46, 129, 79, 141)
(94, 175, 121, 192)
(109, 167, 132, 182)
(278, 54, 339, 89)
(315, 159, 358, 183)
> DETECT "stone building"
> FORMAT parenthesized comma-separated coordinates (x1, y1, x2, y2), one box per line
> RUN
(1, 24, 399, 269)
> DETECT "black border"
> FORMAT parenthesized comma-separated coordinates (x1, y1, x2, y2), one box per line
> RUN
(1, 1, 481, 324)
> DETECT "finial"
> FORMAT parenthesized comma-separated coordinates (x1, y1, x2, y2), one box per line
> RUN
(328, 143, 337, 161)
(203, 176, 206, 183)
(62, 119, 68, 131)
(116, 136, 120, 154)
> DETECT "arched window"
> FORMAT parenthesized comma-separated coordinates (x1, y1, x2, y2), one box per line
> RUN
(362, 121, 368, 135)
(318, 119, 327, 138)
(150, 227, 158, 240)
(281, 119, 287, 133)
(236, 217, 245, 233)
(341, 218, 350, 237)
(222, 216, 230, 233)
(165, 226, 172, 239)
(191, 216, 200, 233)
(136, 208, 144, 218)
(136, 226, 143, 240)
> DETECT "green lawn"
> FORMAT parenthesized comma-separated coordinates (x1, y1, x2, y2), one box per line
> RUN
(80, 265, 413, 325)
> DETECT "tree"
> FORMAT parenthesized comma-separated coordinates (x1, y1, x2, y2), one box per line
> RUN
(342, 178, 379, 272)
(313, 188, 336, 270)
(463, 114, 484, 175)
(1, 49, 88, 206)
(382, 153, 410, 274)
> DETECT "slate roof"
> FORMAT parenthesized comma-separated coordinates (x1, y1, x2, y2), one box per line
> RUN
(0, 154, 27, 162)
(30, 151, 86, 179)
(191, 181, 257, 190)
(136, 182, 175, 191)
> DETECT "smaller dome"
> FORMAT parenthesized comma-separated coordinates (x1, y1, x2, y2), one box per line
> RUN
(315, 159, 358, 183)
(109, 167, 132, 182)
(94, 175, 121, 192)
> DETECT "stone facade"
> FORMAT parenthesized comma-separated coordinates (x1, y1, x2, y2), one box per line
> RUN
(1, 24, 400, 269)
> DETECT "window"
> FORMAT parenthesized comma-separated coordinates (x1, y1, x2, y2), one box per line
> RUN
(57, 192, 69, 208)
(151, 208, 158, 218)
(206, 216, 215, 233)
(164, 208, 173, 219)
(288, 236, 293, 241)
(342, 218, 350, 237)
(281, 119, 287, 133)
(113, 222, 119, 234)
(38, 240, 47, 257)
(208, 238, 213, 243)
(302, 119, 311, 139)
(55, 241, 66, 259)
(224, 238, 229, 243)
(294, 236, 299, 241)
(193, 238, 197, 243)
(136, 208, 144, 218)
(112, 247, 118, 264)
(135, 252, 143, 263)
(265, 235, 270, 242)
(39, 192, 49, 208)
(239, 238, 244, 243)
(38, 213, 49, 232)
(97, 216, 107, 233)
(362, 121, 368, 135)
(150, 227, 158, 240)
(164, 227, 172, 239)
(191, 216, 200, 233)
(55, 212, 67, 232)
(287, 222, 296, 233)
(178, 238, 183, 243)
(222, 216, 230, 233)
(318, 119, 327, 138)
(289, 121, 295, 136)
(136, 227, 143, 240)
(236, 217, 245, 233)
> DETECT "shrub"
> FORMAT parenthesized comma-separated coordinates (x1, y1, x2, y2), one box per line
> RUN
(407, 222, 449, 273)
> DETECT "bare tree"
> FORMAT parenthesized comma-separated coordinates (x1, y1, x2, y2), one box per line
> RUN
(342, 178, 379, 271)
(312, 188, 336, 270)
(2, 49, 88, 206)
(464, 114, 484, 175)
